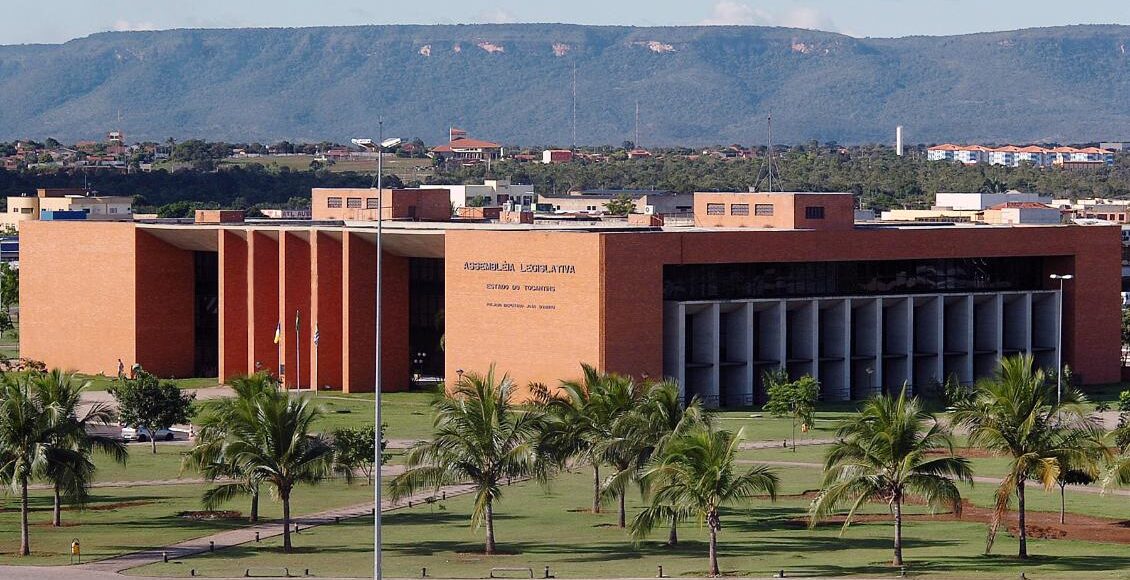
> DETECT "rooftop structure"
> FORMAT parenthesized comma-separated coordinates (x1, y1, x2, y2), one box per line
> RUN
(2, 188, 133, 229)
(928, 144, 1115, 167)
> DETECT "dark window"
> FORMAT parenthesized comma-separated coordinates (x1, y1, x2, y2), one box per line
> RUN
(193, 251, 219, 378)
(805, 206, 825, 219)
(755, 203, 774, 216)
(409, 258, 445, 377)
(327, 197, 343, 208)
(346, 197, 362, 208)
(731, 204, 749, 216)
(663, 257, 1045, 301)
(706, 203, 725, 216)
(366, 198, 380, 209)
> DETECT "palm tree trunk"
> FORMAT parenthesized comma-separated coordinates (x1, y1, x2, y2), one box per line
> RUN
(1017, 478, 1028, 559)
(592, 463, 601, 514)
(485, 498, 497, 555)
(618, 491, 626, 528)
(667, 515, 678, 546)
(1059, 482, 1065, 525)
(892, 496, 904, 567)
(707, 517, 720, 577)
(281, 489, 292, 553)
(20, 476, 30, 556)
(249, 484, 259, 523)
(53, 482, 62, 527)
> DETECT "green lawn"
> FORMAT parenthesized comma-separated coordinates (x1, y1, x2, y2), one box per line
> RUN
(132, 469, 1130, 579)
(0, 479, 371, 565)
(303, 389, 442, 440)
(76, 375, 221, 392)
(91, 444, 191, 483)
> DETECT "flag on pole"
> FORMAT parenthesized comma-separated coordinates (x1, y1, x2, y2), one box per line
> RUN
(273, 321, 281, 344)
(313, 324, 320, 347)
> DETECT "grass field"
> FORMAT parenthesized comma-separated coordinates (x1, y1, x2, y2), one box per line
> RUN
(131, 467, 1130, 579)
(76, 374, 221, 392)
(302, 388, 443, 440)
(0, 478, 371, 566)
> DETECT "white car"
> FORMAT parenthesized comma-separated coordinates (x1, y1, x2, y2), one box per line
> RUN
(120, 426, 176, 442)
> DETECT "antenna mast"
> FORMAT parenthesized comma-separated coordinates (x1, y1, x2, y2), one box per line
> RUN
(571, 62, 577, 150)
(754, 113, 779, 192)
(634, 101, 640, 149)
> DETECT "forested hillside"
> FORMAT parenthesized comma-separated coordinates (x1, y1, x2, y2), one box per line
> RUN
(2, 24, 1130, 144)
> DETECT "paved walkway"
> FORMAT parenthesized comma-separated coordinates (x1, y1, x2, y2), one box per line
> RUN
(72, 464, 480, 577)
(739, 458, 1130, 497)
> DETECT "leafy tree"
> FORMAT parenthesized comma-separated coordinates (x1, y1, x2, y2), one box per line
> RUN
(953, 354, 1106, 558)
(1122, 308, 1130, 366)
(603, 193, 636, 216)
(0, 262, 18, 318)
(391, 367, 551, 554)
(332, 425, 386, 485)
(36, 369, 127, 526)
(762, 370, 819, 450)
(0, 310, 14, 340)
(631, 426, 778, 576)
(199, 390, 334, 552)
(111, 371, 196, 454)
(810, 388, 972, 566)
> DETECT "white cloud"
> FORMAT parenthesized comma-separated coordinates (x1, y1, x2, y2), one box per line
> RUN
(700, 1, 838, 32)
(111, 20, 158, 32)
(473, 8, 518, 24)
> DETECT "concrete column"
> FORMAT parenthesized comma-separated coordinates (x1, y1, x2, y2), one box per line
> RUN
(342, 231, 376, 393)
(311, 231, 343, 391)
(218, 229, 248, 381)
(279, 231, 312, 390)
(246, 231, 280, 378)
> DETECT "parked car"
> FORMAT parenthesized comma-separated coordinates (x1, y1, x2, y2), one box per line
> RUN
(120, 426, 176, 442)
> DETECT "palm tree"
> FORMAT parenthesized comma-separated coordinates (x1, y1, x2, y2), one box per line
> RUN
(638, 380, 711, 545)
(390, 366, 551, 554)
(604, 379, 709, 538)
(200, 388, 334, 552)
(631, 426, 778, 576)
(810, 387, 973, 566)
(953, 354, 1104, 558)
(36, 369, 128, 527)
(595, 373, 651, 528)
(0, 373, 81, 555)
(185, 372, 280, 523)
(538, 363, 637, 515)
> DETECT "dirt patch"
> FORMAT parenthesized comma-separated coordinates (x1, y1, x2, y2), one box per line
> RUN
(178, 510, 243, 520)
(804, 499, 1130, 545)
(87, 500, 155, 511)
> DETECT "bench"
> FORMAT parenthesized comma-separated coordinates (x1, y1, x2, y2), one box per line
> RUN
(244, 567, 297, 578)
(490, 567, 534, 578)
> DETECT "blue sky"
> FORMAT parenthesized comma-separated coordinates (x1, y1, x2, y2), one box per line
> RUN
(4, 0, 1130, 45)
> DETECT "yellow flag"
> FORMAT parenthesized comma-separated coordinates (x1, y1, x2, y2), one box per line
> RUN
(273, 321, 281, 344)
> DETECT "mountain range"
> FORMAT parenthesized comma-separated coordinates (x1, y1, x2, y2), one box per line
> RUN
(1, 23, 1130, 145)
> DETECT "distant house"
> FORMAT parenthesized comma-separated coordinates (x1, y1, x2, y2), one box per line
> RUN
(627, 148, 652, 159)
(929, 144, 1114, 167)
(430, 128, 502, 162)
(542, 149, 573, 164)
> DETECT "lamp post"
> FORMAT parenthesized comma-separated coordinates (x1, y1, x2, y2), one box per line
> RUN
(1050, 274, 1074, 403)
(351, 129, 403, 580)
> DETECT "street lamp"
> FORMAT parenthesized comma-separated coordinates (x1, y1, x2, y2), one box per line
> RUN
(352, 127, 402, 580)
(1050, 274, 1074, 403)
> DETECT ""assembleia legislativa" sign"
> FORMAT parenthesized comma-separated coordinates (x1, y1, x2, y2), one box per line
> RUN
(463, 261, 576, 274)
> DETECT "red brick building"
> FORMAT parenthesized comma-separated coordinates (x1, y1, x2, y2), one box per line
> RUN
(18, 191, 1122, 404)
